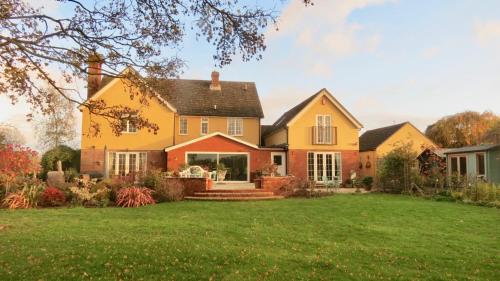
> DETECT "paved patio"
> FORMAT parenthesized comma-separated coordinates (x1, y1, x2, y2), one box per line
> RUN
(213, 182, 256, 190)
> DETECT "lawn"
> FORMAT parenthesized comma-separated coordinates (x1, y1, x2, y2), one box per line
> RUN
(0, 194, 498, 281)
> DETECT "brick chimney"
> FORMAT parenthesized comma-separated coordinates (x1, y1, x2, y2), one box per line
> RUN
(87, 53, 104, 99)
(210, 71, 221, 91)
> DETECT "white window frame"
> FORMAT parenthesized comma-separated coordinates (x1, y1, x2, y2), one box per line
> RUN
(185, 151, 250, 182)
(315, 114, 332, 144)
(179, 116, 188, 135)
(201, 117, 209, 135)
(121, 114, 137, 133)
(227, 118, 243, 136)
(109, 152, 147, 176)
(307, 151, 342, 183)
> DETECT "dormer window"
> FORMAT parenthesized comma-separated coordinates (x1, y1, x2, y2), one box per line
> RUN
(121, 114, 137, 133)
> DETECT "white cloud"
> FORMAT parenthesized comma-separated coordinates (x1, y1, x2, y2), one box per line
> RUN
(474, 20, 500, 47)
(267, 0, 394, 75)
(422, 47, 441, 59)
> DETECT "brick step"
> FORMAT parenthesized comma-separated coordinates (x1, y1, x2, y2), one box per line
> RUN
(184, 195, 284, 201)
(206, 189, 268, 193)
(193, 191, 275, 197)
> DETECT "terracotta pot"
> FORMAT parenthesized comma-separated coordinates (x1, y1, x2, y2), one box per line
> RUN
(207, 179, 213, 190)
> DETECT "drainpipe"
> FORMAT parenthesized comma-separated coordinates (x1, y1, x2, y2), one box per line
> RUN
(104, 145, 108, 178)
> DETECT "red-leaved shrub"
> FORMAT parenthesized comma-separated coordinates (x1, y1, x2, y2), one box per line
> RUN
(41, 187, 66, 207)
(116, 187, 155, 208)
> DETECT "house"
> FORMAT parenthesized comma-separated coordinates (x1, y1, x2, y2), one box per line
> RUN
(80, 61, 363, 184)
(443, 144, 500, 184)
(359, 122, 437, 178)
(261, 89, 363, 184)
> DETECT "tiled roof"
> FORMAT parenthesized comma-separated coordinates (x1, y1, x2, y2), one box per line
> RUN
(98, 76, 263, 118)
(443, 144, 500, 154)
(359, 122, 408, 152)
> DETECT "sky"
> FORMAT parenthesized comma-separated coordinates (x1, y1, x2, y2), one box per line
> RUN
(1, 0, 500, 150)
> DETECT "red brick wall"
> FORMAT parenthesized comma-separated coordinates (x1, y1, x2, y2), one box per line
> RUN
(80, 149, 105, 175)
(259, 176, 294, 191)
(166, 135, 282, 175)
(287, 149, 359, 183)
(164, 177, 210, 196)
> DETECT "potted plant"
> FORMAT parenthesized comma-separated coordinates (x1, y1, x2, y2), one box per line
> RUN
(216, 163, 227, 182)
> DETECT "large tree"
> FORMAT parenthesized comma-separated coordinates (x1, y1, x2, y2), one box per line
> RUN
(1, 0, 312, 136)
(425, 111, 500, 148)
(34, 87, 76, 150)
(0, 123, 26, 145)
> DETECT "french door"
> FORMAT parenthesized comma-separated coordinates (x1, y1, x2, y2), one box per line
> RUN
(307, 152, 341, 182)
(109, 152, 147, 176)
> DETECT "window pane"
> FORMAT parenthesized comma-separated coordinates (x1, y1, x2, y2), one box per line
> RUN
(476, 154, 485, 175)
(459, 157, 467, 176)
(228, 118, 242, 136)
(187, 154, 217, 171)
(201, 117, 209, 135)
(180, 117, 187, 134)
(308, 153, 315, 180)
(109, 152, 116, 175)
(326, 154, 333, 181)
(139, 153, 147, 172)
(219, 154, 248, 181)
(118, 154, 126, 176)
(317, 154, 323, 181)
(129, 154, 137, 174)
(121, 119, 128, 132)
(334, 153, 341, 180)
(273, 155, 282, 165)
(451, 157, 458, 173)
(128, 120, 137, 132)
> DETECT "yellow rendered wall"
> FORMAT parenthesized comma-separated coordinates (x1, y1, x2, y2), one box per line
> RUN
(287, 91, 360, 150)
(81, 78, 175, 150)
(375, 123, 436, 157)
(264, 128, 287, 146)
(174, 115, 260, 145)
(359, 151, 377, 178)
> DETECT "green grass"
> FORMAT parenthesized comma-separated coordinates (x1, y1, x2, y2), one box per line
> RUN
(0, 194, 498, 281)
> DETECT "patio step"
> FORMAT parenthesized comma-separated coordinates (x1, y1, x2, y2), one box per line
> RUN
(193, 191, 275, 197)
(185, 195, 284, 201)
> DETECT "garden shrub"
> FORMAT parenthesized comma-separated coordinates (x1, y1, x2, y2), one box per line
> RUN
(362, 176, 374, 190)
(21, 181, 46, 207)
(41, 187, 66, 207)
(2, 191, 30, 209)
(153, 179, 184, 202)
(141, 169, 164, 189)
(0, 144, 39, 193)
(64, 168, 80, 183)
(461, 182, 499, 205)
(116, 187, 155, 207)
(378, 142, 419, 193)
(40, 145, 79, 179)
(70, 185, 110, 207)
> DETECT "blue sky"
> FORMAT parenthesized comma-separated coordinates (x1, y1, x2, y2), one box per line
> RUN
(2, 0, 500, 149)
